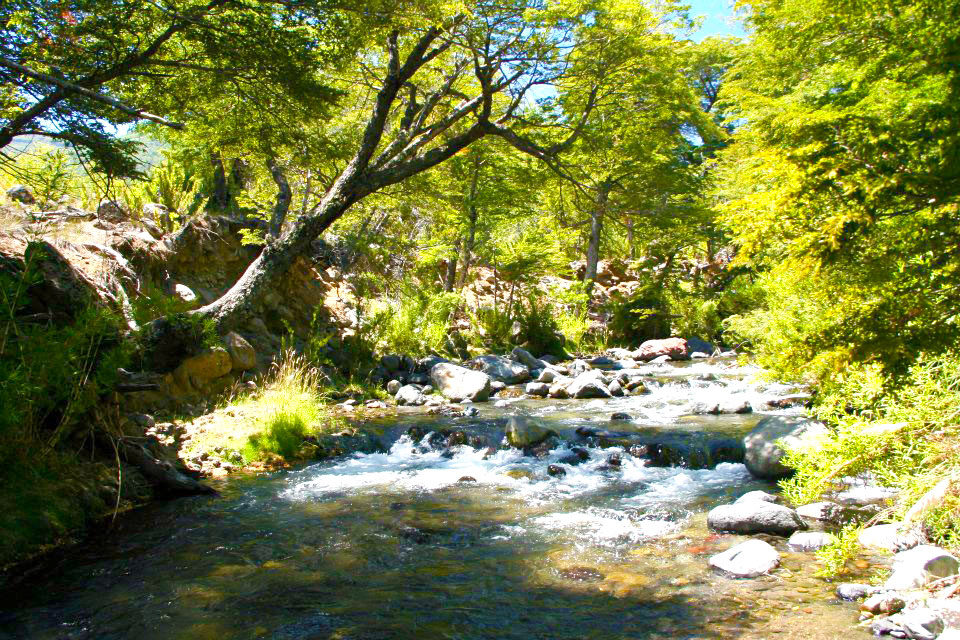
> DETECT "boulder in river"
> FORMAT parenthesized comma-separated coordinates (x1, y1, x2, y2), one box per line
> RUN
(787, 531, 836, 552)
(565, 370, 613, 399)
(470, 355, 530, 384)
(505, 416, 554, 448)
(709, 539, 779, 578)
(735, 491, 778, 504)
(884, 545, 960, 591)
(742, 416, 830, 480)
(633, 337, 691, 362)
(836, 583, 877, 601)
(870, 608, 944, 640)
(430, 363, 491, 402)
(525, 382, 550, 397)
(395, 384, 427, 406)
(707, 500, 807, 536)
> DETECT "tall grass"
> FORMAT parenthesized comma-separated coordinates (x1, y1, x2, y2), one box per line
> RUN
(239, 350, 332, 461)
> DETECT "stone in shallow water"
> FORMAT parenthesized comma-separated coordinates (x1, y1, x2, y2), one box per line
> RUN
(872, 608, 944, 640)
(505, 416, 554, 448)
(796, 501, 843, 522)
(859, 523, 904, 552)
(788, 531, 836, 552)
(558, 566, 605, 582)
(885, 545, 960, 591)
(709, 539, 779, 578)
(707, 501, 807, 536)
(742, 416, 830, 480)
(735, 490, 779, 504)
(836, 583, 876, 600)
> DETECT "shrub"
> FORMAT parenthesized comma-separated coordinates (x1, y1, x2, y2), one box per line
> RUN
(365, 285, 462, 357)
(781, 353, 960, 574)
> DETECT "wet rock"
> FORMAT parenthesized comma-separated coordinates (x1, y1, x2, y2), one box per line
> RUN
(397, 525, 431, 544)
(548, 381, 570, 398)
(765, 394, 812, 409)
(547, 464, 566, 477)
(608, 380, 624, 397)
(430, 363, 491, 402)
(458, 476, 477, 483)
(836, 583, 876, 601)
(743, 416, 830, 480)
(796, 501, 844, 522)
(709, 539, 779, 578)
(505, 469, 534, 481)
(395, 384, 427, 406)
(872, 609, 944, 640)
(525, 381, 550, 397)
(470, 354, 530, 384)
(707, 501, 807, 536)
(611, 412, 633, 421)
(628, 444, 649, 458)
(505, 416, 554, 448)
(6, 184, 35, 204)
(634, 337, 691, 362)
(490, 380, 506, 393)
(536, 369, 556, 383)
(386, 379, 401, 395)
(565, 370, 613, 399)
(861, 593, 906, 615)
(223, 331, 257, 371)
(588, 356, 616, 368)
(558, 566, 605, 582)
(885, 546, 960, 591)
(788, 531, 836, 552)
(625, 379, 647, 393)
(558, 448, 590, 465)
(735, 491, 779, 504)
(606, 452, 622, 467)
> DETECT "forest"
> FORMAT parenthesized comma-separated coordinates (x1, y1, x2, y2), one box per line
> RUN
(2, 0, 960, 638)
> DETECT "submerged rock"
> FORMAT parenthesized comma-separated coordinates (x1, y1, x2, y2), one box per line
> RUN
(707, 501, 807, 536)
(505, 416, 554, 448)
(547, 464, 566, 477)
(709, 539, 779, 578)
(430, 363, 491, 402)
(743, 416, 830, 480)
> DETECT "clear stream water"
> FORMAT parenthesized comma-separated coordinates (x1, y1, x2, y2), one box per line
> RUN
(0, 359, 875, 639)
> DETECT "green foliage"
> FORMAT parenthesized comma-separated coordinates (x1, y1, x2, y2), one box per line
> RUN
(604, 287, 671, 346)
(128, 283, 197, 326)
(813, 524, 860, 578)
(781, 353, 960, 571)
(0, 253, 129, 453)
(365, 285, 462, 358)
(239, 350, 340, 462)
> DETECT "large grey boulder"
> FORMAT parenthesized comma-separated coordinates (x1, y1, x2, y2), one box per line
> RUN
(511, 346, 550, 371)
(505, 416, 554, 448)
(565, 370, 613, 399)
(470, 355, 530, 384)
(885, 545, 960, 591)
(430, 363, 491, 402)
(709, 539, 779, 578)
(743, 416, 830, 480)
(707, 500, 807, 536)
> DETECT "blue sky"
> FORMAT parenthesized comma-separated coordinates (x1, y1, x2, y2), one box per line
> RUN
(684, 0, 747, 41)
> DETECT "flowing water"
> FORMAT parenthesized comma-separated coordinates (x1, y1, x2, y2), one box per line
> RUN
(0, 359, 873, 639)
